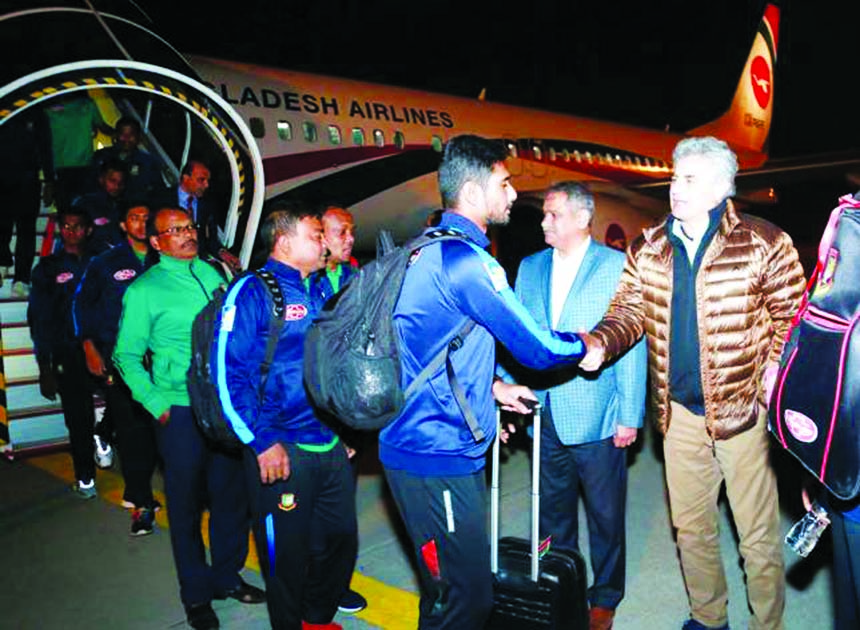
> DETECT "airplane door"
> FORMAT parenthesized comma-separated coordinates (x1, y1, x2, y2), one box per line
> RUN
(0, 2, 265, 268)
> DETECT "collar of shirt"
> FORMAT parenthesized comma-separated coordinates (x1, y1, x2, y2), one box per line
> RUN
(668, 201, 726, 265)
(550, 237, 590, 328)
(178, 189, 195, 215)
(435, 211, 491, 249)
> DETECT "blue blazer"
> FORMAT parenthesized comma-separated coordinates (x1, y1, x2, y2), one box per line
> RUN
(512, 241, 646, 445)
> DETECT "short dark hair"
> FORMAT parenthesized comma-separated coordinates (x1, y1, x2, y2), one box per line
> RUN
(57, 205, 92, 228)
(438, 135, 509, 208)
(114, 116, 141, 136)
(180, 160, 207, 179)
(98, 157, 127, 178)
(260, 200, 318, 253)
(121, 197, 150, 222)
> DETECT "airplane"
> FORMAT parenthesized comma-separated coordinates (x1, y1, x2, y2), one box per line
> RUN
(186, 2, 780, 260)
(0, 1, 782, 271)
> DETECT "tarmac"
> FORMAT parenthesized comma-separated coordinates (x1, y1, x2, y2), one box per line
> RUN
(0, 424, 834, 629)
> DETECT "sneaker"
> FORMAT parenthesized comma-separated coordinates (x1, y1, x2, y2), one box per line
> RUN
(11, 281, 29, 297)
(337, 589, 367, 614)
(72, 479, 97, 499)
(130, 507, 155, 536)
(94, 435, 114, 468)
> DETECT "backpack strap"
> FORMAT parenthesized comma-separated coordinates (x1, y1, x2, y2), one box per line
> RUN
(254, 269, 285, 400)
(403, 319, 484, 442)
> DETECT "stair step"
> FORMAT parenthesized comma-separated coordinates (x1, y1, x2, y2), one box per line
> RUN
(5, 410, 69, 453)
(6, 382, 53, 411)
(0, 300, 28, 323)
(0, 325, 33, 351)
(2, 353, 39, 380)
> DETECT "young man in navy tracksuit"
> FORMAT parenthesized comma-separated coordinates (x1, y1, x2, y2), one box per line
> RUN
(216, 203, 357, 630)
(74, 199, 160, 535)
(379, 135, 587, 629)
(28, 207, 97, 497)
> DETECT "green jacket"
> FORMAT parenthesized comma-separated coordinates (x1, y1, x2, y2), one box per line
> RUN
(113, 255, 225, 419)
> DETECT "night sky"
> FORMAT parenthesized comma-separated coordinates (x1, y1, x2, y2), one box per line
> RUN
(145, 1, 860, 158)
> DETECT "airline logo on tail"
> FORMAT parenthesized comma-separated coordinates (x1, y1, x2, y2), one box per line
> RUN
(690, 4, 779, 156)
(750, 56, 771, 109)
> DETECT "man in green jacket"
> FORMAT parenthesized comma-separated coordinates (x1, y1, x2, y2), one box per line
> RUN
(113, 207, 264, 630)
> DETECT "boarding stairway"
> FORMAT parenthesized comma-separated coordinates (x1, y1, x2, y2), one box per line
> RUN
(0, 209, 82, 460)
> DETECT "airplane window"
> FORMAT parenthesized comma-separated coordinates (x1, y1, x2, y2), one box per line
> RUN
(373, 129, 385, 147)
(302, 121, 318, 143)
(548, 147, 556, 162)
(249, 117, 265, 139)
(327, 125, 342, 145)
(277, 121, 293, 141)
(533, 145, 542, 161)
(432, 135, 444, 152)
(352, 128, 365, 146)
(506, 142, 517, 159)
(394, 131, 405, 150)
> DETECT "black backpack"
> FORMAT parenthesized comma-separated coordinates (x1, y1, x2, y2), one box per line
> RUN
(303, 228, 484, 440)
(769, 192, 860, 500)
(188, 269, 284, 450)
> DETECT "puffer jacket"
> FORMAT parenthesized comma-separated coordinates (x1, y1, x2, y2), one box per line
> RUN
(592, 201, 805, 439)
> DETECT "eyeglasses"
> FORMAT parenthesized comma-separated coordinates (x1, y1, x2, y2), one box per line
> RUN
(158, 223, 198, 237)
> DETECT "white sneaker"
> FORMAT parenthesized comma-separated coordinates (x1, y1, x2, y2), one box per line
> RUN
(11, 281, 29, 297)
(73, 479, 97, 500)
(94, 435, 114, 469)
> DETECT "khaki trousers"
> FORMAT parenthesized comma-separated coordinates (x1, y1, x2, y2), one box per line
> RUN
(665, 402, 785, 630)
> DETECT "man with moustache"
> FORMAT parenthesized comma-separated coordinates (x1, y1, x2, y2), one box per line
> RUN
(380, 135, 587, 629)
(113, 207, 264, 630)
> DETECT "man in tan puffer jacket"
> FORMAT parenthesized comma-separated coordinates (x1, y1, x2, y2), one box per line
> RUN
(581, 136, 805, 630)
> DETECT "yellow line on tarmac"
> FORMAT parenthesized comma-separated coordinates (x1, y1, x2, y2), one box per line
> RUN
(27, 452, 418, 629)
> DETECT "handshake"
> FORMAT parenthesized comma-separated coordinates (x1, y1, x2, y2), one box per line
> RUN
(578, 332, 605, 372)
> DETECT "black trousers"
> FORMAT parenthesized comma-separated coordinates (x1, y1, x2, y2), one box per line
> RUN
(155, 405, 249, 607)
(0, 173, 39, 283)
(244, 442, 357, 630)
(105, 371, 158, 508)
(55, 349, 97, 483)
(384, 466, 494, 630)
(539, 407, 627, 610)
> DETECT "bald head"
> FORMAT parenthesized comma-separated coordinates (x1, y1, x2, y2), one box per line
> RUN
(322, 206, 355, 267)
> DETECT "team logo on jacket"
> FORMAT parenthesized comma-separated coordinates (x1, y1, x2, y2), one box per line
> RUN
(284, 304, 308, 321)
(113, 268, 137, 282)
(94, 217, 110, 226)
(55, 272, 75, 284)
(784, 409, 819, 444)
(278, 493, 297, 512)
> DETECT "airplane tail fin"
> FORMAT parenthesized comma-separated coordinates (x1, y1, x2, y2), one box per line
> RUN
(689, 4, 779, 156)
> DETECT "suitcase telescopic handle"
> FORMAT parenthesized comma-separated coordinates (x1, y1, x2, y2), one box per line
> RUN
(491, 401, 542, 582)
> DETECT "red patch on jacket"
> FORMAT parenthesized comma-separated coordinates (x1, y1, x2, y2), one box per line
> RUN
(284, 304, 308, 321)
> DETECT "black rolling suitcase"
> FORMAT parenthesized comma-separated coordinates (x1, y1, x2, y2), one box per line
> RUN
(486, 403, 589, 629)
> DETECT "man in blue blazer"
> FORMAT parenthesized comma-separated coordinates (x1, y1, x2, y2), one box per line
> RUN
(510, 182, 646, 630)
